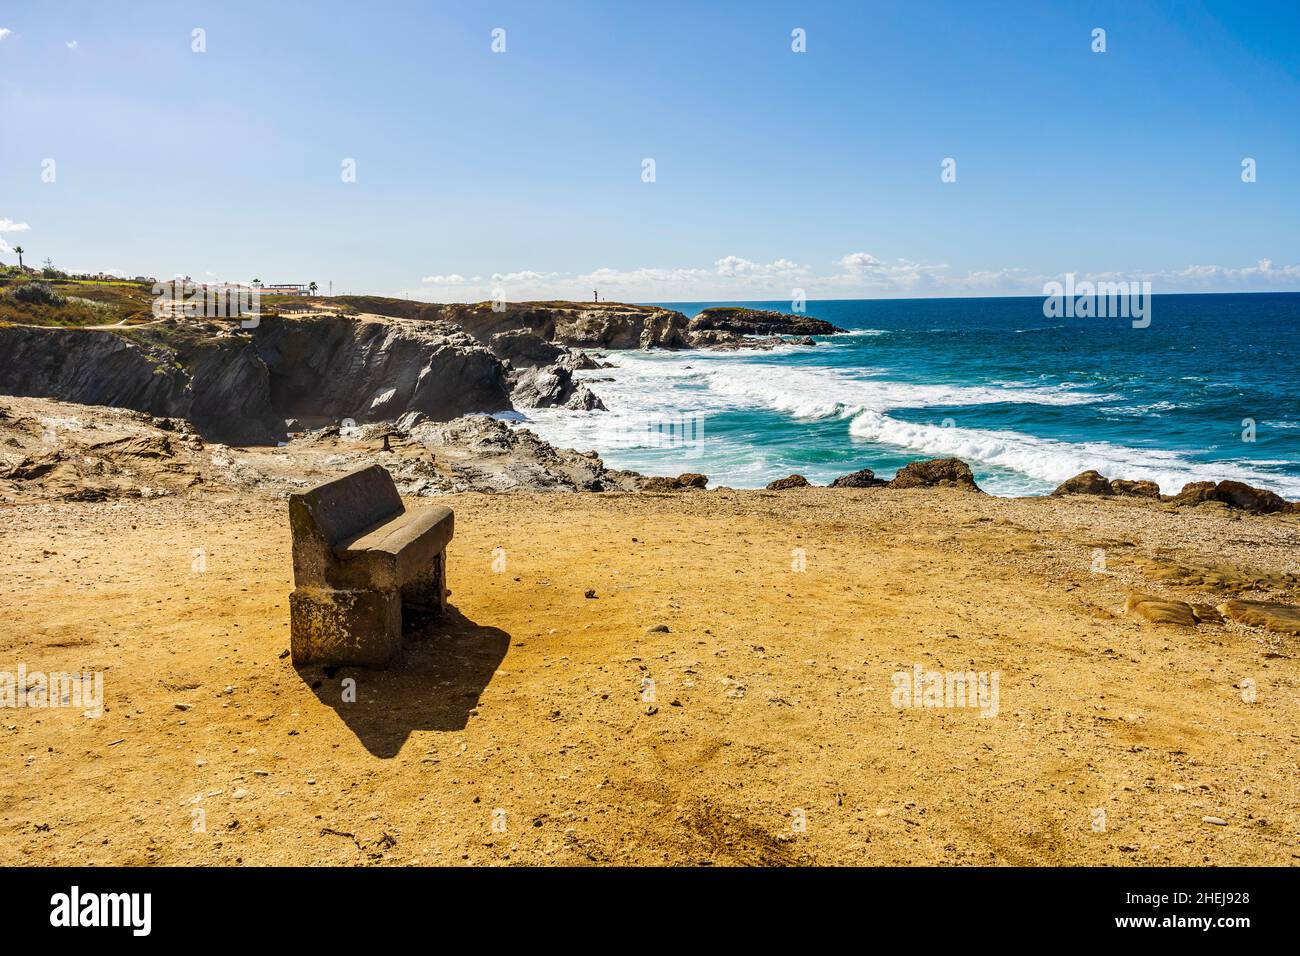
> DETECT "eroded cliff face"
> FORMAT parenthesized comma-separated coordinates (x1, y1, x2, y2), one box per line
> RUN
(0, 324, 283, 444)
(0, 314, 515, 445)
(346, 299, 695, 351)
(330, 297, 839, 351)
(250, 314, 510, 426)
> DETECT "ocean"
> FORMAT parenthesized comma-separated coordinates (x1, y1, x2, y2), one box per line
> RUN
(517, 293, 1300, 498)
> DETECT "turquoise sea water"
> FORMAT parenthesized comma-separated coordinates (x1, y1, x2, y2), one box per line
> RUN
(519, 293, 1300, 497)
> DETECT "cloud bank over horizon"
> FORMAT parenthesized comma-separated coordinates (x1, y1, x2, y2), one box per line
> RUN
(404, 253, 1300, 304)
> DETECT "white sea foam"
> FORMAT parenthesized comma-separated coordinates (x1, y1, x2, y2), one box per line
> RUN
(692, 362, 1111, 421)
(846, 412, 1300, 498)
(518, 349, 1299, 497)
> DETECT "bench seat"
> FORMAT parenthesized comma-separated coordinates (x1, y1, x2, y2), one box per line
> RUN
(288, 465, 454, 666)
(335, 505, 454, 587)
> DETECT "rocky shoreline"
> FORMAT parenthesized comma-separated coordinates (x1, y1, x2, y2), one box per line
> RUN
(0, 300, 840, 446)
(3, 392, 1296, 524)
(0, 297, 1296, 513)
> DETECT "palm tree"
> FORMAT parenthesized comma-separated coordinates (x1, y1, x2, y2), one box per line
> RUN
(14, 246, 24, 271)
(308, 281, 318, 297)
(252, 278, 262, 289)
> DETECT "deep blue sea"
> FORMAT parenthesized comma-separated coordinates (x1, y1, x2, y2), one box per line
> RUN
(520, 293, 1300, 497)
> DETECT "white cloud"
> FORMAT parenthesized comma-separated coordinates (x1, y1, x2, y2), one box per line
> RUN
(0, 218, 31, 233)
(401, 253, 1300, 303)
(489, 270, 559, 283)
(714, 256, 805, 278)
(838, 252, 881, 272)
(66, 40, 78, 50)
(0, 29, 12, 41)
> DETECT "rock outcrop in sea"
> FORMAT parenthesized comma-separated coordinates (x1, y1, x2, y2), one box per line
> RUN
(686, 307, 847, 338)
(829, 467, 887, 488)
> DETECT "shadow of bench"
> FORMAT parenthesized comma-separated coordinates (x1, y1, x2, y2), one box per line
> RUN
(289, 464, 453, 667)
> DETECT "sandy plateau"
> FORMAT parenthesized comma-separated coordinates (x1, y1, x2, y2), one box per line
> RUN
(1, 396, 1297, 866)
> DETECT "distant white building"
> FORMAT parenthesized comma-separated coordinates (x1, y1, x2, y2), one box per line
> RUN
(260, 283, 309, 296)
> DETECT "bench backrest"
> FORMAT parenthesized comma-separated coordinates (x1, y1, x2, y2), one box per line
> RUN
(290, 464, 404, 545)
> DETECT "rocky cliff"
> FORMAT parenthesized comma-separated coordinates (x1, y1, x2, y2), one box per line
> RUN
(332, 296, 842, 351)
(438, 302, 694, 350)
(687, 307, 847, 337)
(0, 314, 515, 445)
(250, 314, 510, 426)
(0, 324, 284, 444)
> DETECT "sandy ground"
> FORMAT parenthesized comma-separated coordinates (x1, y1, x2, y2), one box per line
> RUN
(2, 476, 1298, 866)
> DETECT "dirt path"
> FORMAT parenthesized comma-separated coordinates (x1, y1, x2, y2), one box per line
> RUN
(2, 486, 1296, 865)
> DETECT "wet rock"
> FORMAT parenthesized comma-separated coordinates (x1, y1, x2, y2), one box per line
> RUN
(1209, 480, 1293, 514)
(887, 458, 982, 492)
(766, 474, 810, 490)
(685, 331, 818, 351)
(1170, 481, 1218, 506)
(570, 352, 605, 370)
(1112, 479, 1161, 498)
(488, 329, 565, 368)
(1170, 479, 1294, 513)
(642, 473, 709, 491)
(829, 467, 885, 488)
(1052, 470, 1114, 496)
(687, 307, 846, 337)
(508, 364, 606, 412)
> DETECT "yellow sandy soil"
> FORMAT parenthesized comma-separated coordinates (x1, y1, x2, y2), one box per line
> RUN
(2, 484, 1297, 866)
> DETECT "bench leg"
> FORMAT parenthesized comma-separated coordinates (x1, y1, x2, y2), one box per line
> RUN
(401, 548, 448, 617)
(290, 587, 401, 666)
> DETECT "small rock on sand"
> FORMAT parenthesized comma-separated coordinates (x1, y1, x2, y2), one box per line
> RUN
(1217, 599, 1300, 637)
(1125, 593, 1197, 627)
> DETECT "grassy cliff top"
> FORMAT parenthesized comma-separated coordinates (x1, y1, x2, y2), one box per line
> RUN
(0, 276, 157, 328)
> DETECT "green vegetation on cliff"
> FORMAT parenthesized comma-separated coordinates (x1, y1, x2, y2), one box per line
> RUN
(0, 275, 156, 328)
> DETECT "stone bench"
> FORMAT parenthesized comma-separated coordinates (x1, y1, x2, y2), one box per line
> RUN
(288, 465, 454, 666)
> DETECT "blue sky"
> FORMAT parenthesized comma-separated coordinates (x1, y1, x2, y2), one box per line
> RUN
(1, 0, 1298, 301)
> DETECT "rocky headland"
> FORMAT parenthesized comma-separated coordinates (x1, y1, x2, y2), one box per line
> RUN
(0, 299, 848, 446)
